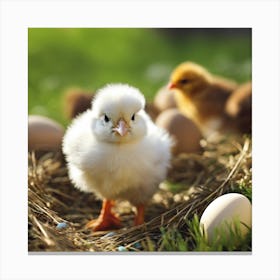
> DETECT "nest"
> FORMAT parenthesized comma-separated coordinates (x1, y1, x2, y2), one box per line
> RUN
(28, 134, 252, 252)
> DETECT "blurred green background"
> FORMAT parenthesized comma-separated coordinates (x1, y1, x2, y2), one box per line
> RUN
(28, 28, 252, 127)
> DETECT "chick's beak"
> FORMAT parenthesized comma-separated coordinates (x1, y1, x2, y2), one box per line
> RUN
(168, 82, 176, 90)
(113, 119, 129, 137)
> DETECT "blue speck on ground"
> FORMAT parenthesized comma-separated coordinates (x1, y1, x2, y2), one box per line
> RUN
(101, 232, 117, 239)
(117, 246, 127, 252)
(56, 222, 68, 230)
(133, 242, 142, 249)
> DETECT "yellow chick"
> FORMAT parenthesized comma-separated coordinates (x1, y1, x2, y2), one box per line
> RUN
(168, 61, 238, 136)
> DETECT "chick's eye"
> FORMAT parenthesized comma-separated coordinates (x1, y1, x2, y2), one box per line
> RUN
(104, 114, 110, 122)
(131, 114, 135, 121)
(180, 78, 190, 85)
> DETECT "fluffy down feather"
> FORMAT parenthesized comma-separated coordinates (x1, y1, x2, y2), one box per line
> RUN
(63, 84, 173, 206)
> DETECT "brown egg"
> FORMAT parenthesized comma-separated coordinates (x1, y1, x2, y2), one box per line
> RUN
(28, 115, 64, 152)
(154, 85, 177, 112)
(156, 109, 203, 155)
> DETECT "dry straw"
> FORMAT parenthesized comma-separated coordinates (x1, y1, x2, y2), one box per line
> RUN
(28, 134, 251, 252)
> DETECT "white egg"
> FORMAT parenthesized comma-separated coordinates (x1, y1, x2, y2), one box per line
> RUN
(28, 115, 64, 151)
(199, 193, 252, 242)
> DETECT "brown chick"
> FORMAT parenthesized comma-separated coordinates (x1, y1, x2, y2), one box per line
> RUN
(144, 102, 160, 121)
(168, 61, 238, 136)
(63, 89, 94, 120)
(225, 81, 252, 134)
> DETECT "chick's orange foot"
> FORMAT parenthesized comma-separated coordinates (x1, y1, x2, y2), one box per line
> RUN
(85, 200, 122, 231)
(134, 204, 145, 226)
(86, 214, 122, 231)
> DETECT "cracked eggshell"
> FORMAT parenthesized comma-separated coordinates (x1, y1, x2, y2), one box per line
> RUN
(28, 115, 65, 151)
(155, 108, 202, 155)
(200, 193, 252, 242)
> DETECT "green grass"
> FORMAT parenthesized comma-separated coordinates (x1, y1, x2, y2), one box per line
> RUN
(231, 181, 252, 202)
(157, 215, 251, 252)
(28, 28, 251, 127)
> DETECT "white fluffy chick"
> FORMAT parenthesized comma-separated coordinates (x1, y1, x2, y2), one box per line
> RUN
(63, 84, 173, 231)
